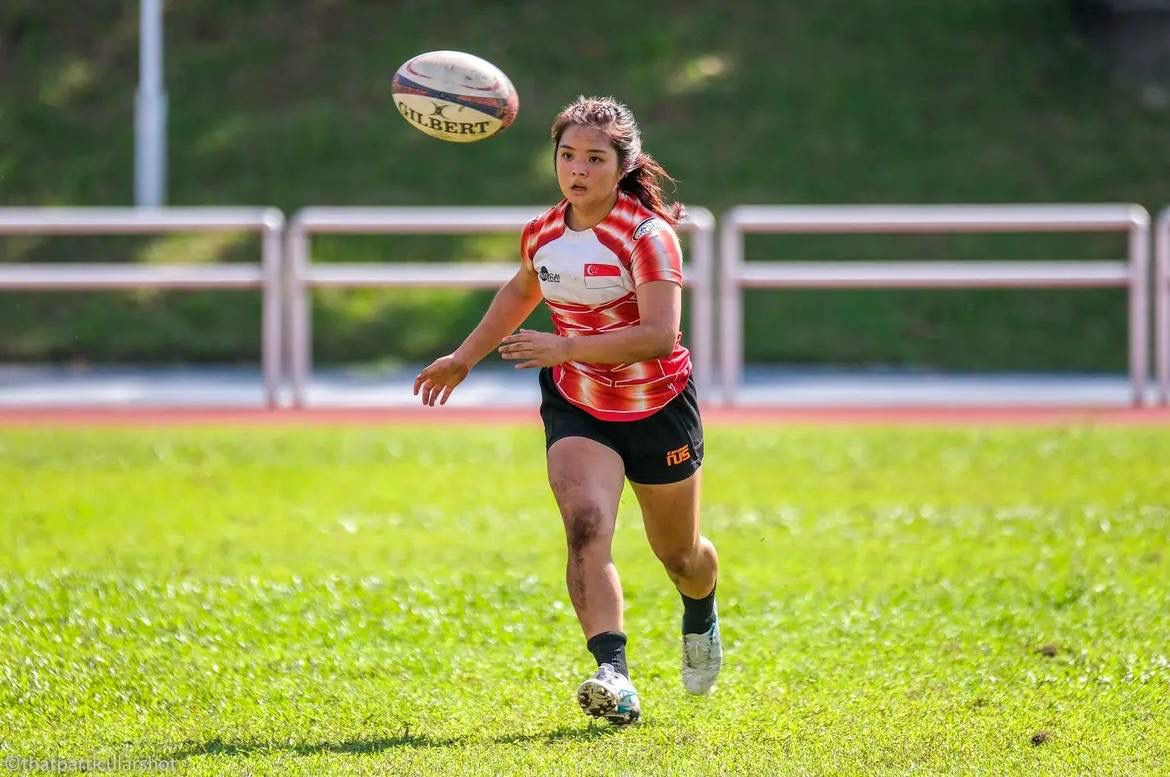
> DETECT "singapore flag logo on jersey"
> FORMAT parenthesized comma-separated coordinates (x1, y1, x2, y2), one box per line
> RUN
(584, 263, 623, 289)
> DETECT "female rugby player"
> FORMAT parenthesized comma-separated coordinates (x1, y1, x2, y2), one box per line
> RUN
(414, 96, 721, 725)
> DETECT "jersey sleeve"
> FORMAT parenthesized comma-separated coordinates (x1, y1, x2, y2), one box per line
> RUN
(629, 220, 683, 286)
(519, 218, 538, 273)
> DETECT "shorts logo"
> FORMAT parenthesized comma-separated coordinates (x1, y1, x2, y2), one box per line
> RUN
(538, 265, 561, 283)
(633, 217, 664, 241)
(666, 444, 691, 466)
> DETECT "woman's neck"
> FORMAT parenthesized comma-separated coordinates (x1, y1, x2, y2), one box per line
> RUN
(566, 191, 619, 231)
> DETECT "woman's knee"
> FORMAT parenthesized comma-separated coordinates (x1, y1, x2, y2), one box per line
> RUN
(561, 502, 611, 555)
(655, 544, 698, 577)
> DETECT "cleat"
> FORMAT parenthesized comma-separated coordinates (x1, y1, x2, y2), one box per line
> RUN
(576, 663, 641, 725)
(682, 608, 722, 695)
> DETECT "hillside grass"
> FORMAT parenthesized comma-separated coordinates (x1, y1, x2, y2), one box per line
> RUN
(1, 0, 1168, 368)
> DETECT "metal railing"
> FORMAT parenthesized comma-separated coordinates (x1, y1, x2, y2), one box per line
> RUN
(0, 207, 285, 407)
(2, 203, 1163, 409)
(720, 204, 1151, 406)
(287, 206, 716, 407)
(1157, 208, 1170, 405)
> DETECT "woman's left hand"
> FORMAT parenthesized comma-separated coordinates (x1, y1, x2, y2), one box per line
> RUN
(498, 329, 571, 369)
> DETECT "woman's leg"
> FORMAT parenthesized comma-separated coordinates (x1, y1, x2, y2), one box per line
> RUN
(548, 435, 642, 723)
(630, 470, 717, 599)
(631, 470, 722, 695)
(546, 435, 627, 640)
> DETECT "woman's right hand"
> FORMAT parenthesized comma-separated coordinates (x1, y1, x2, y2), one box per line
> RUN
(413, 354, 470, 406)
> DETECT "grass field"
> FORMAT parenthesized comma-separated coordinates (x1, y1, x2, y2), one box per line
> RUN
(1, 423, 1169, 775)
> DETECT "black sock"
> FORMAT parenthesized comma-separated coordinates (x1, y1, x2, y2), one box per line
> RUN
(586, 631, 629, 678)
(681, 583, 716, 635)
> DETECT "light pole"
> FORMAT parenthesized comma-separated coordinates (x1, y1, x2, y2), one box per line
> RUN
(134, 0, 167, 206)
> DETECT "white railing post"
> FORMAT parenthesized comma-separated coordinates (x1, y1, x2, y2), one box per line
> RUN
(260, 209, 285, 409)
(0, 207, 284, 408)
(719, 211, 745, 405)
(719, 204, 1151, 407)
(286, 216, 311, 409)
(288, 206, 716, 408)
(1156, 208, 1170, 405)
(1128, 213, 1151, 406)
(683, 207, 715, 404)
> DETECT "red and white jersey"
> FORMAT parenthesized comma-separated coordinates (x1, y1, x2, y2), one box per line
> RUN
(519, 192, 692, 422)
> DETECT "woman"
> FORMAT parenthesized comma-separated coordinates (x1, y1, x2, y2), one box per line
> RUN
(413, 96, 721, 726)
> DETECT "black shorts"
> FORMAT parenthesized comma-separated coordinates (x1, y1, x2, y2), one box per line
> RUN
(538, 367, 704, 485)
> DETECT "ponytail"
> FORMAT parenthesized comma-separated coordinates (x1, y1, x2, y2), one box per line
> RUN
(619, 152, 687, 226)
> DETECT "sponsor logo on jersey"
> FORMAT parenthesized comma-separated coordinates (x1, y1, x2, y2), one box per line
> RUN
(666, 444, 691, 466)
(538, 265, 561, 283)
(633, 217, 664, 241)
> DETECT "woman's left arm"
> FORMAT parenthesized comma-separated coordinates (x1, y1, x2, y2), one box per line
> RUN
(498, 280, 680, 368)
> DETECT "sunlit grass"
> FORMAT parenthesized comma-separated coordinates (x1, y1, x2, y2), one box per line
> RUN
(136, 232, 253, 266)
(1, 424, 1168, 775)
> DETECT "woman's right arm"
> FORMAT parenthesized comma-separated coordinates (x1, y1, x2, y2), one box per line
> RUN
(413, 265, 543, 406)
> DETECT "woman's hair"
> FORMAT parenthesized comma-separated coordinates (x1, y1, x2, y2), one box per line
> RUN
(551, 96, 686, 225)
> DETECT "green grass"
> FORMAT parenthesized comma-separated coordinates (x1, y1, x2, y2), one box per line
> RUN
(2, 1, 1169, 368)
(1, 423, 1168, 775)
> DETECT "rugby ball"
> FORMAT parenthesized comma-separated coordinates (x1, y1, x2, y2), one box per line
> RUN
(391, 50, 518, 142)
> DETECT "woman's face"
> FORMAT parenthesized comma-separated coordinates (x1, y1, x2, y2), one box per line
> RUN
(555, 124, 621, 216)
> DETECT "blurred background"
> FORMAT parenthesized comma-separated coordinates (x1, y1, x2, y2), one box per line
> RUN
(1, 0, 1168, 376)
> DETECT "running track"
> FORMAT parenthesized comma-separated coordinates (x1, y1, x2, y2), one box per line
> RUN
(1, 405, 1169, 426)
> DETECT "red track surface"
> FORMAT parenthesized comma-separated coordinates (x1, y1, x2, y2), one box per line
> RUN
(1, 405, 1169, 426)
